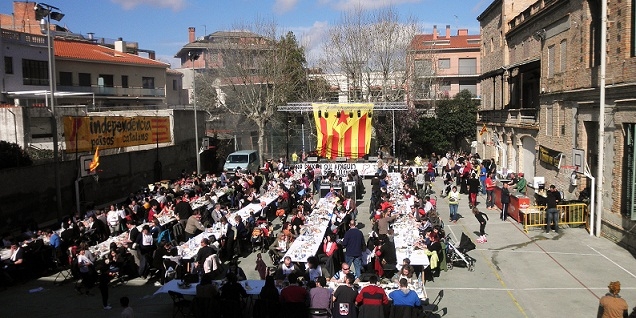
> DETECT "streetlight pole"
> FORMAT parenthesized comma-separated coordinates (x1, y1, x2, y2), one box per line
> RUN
(189, 51, 201, 176)
(286, 118, 291, 166)
(36, 3, 64, 219)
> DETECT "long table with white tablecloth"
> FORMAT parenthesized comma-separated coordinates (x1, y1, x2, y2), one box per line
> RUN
(282, 197, 335, 262)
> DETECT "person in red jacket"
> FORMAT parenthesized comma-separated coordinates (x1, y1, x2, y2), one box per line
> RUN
(355, 275, 389, 318)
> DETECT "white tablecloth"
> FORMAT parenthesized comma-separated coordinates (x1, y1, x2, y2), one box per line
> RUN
(154, 279, 198, 296)
(392, 222, 430, 267)
(283, 198, 335, 262)
(154, 279, 266, 296)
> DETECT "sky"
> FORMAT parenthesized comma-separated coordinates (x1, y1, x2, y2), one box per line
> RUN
(1, 0, 489, 68)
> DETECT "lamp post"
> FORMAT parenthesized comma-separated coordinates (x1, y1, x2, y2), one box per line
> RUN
(286, 118, 291, 166)
(188, 51, 201, 175)
(36, 2, 64, 219)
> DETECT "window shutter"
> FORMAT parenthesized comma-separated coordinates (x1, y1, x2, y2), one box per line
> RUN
(627, 124, 636, 220)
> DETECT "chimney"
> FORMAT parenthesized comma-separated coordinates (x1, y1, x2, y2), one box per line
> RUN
(446, 25, 451, 38)
(115, 38, 126, 53)
(189, 27, 196, 43)
(458, 29, 468, 36)
(432, 25, 437, 40)
(148, 51, 156, 60)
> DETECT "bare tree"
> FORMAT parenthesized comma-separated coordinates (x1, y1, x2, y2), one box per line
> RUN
(196, 20, 307, 165)
(319, 6, 419, 157)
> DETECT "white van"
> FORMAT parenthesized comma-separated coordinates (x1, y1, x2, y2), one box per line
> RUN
(223, 150, 259, 173)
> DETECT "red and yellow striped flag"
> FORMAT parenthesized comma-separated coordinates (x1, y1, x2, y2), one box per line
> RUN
(479, 124, 487, 136)
(313, 103, 373, 159)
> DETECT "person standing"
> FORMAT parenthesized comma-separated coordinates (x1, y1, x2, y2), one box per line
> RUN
(98, 265, 112, 310)
(485, 173, 496, 210)
(546, 184, 561, 233)
(597, 281, 628, 318)
(448, 186, 460, 223)
(467, 174, 480, 208)
(500, 182, 510, 221)
(341, 220, 364, 279)
(479, 163, 488, 195)
(473, 207, 489, 243)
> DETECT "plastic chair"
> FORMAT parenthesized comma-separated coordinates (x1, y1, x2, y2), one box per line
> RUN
(168, 290, 192, 317)
(172, 223, 185, 244)
(52, 252, 72, 285)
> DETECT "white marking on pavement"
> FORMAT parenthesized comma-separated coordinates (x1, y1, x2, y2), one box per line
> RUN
(587, 245, 636, 279)
(472, 249, 597, 256)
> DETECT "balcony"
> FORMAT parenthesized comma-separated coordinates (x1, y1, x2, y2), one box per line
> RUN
(1, 29, 46, 45)
(478, 108, 538, 127)
(57, 85, 165, 98)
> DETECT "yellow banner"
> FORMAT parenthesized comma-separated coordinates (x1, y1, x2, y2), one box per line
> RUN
(63, 116, 171, 152)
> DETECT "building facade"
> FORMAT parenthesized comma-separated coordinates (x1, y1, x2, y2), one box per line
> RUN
(407, 25, 481, 110)
(478, 0, 636, 251)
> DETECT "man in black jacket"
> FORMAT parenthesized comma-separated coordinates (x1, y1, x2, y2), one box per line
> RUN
(193, 238, 214, 274)
(500, 182, 510, 221)
(545, 185, 561, 233)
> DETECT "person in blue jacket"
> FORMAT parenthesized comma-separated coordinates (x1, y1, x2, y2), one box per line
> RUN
(389, 278, 422, 307)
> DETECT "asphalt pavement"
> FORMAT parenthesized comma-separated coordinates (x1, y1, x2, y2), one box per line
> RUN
(1, 176, 635, 317)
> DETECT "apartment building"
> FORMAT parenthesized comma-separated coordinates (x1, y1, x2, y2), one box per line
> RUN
(407, 25, 481, 109)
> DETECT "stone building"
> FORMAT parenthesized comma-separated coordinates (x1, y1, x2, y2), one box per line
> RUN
(477, 0, 636, 251)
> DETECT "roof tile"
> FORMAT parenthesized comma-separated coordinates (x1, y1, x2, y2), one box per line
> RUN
(55, 39, 168, 67)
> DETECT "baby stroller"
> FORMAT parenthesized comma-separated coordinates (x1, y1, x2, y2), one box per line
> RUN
(445, 233, 476, 271)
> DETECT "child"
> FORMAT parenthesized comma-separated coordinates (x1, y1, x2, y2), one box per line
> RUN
(255, 253, 267, 280)
(473, 207, 489, 243)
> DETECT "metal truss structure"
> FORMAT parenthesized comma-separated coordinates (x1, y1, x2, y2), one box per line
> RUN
(277, 102, 409, 112)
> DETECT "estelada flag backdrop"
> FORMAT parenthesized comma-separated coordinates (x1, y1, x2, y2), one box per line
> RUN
(312, 103, 373, 159)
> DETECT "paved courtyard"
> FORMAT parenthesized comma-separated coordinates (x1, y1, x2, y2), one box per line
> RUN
(1, 177, 635, 317)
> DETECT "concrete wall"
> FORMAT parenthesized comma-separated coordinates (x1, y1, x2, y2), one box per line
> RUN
(0, 141, 197, 231)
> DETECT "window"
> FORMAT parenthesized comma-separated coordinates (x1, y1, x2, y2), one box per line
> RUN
(121, 75, 129, 88)
(560, 40, 567, 73)
(98, 74, 114, 87)
(414, 59, 434, 77)
(548, 45, 555, 78)
(173, 79, 178, 91)
(546, 106, 554, 136)
(459, 81, 477, 96)
(458, 58, 476, 75)
(439, 81, 451, 92)
(438, 59, 450, 69)
(142, 77, 155, 89)
(59, 72, 72, 86)
(22, 59, 48, 85)
(625, 123, 636, 218)
(4, 56, 13, 74)
(79, 73, 91, 87)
